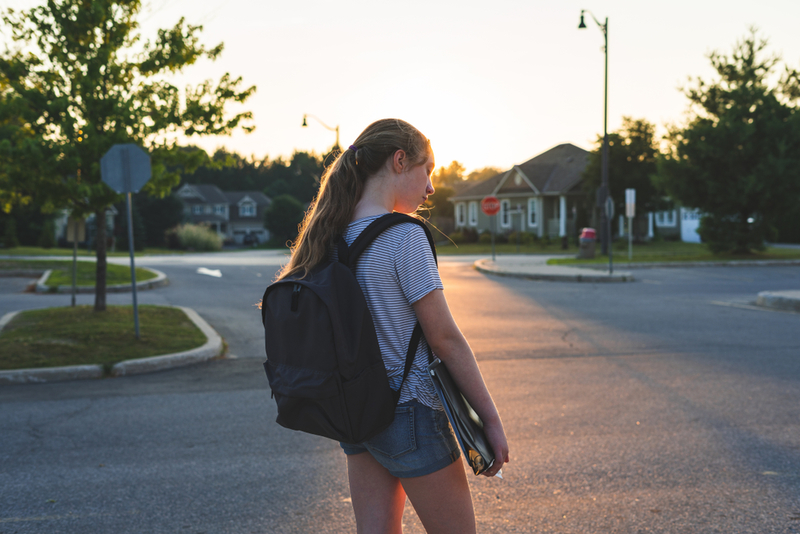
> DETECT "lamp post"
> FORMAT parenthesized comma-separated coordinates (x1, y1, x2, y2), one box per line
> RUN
(578, 9, 612, 270)
(302, 114, 340, 151)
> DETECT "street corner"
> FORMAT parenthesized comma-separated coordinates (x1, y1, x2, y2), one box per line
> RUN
(473, 257, 635, 283)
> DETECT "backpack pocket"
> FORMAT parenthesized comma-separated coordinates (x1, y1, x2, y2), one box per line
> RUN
(340, 361, 397, 443)
(265, 360, 351, 441)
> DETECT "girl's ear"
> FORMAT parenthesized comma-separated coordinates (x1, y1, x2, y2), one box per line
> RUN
(391, 149, 407, 174)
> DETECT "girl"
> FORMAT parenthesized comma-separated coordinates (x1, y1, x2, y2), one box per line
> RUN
(278, 118, 509, 534)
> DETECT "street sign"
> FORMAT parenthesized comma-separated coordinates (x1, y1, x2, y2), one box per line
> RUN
(481, 196, 501, 216)
(625, 188, 636, 218)
(100, 144, 152, 193)
(605, 196, 614, 219)
(66, 217, 85, 243)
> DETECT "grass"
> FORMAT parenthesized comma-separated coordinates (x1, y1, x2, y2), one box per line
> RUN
(547, 241, 800, 265)
(0, 259, 156, 287)
(0, 305, 208, 370)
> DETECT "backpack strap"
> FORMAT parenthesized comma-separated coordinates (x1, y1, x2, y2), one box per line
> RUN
(346, 213, 437, 269)
(346, 213, 437, 398)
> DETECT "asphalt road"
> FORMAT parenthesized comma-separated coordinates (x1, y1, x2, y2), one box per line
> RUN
(1, 252, 799, 533)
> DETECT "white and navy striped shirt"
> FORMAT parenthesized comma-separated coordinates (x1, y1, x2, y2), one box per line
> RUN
(341, 214, 444, 410)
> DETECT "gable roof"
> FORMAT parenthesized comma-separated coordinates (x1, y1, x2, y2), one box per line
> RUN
(177, 183, 229, 204)
(224, 191, 272, 207)
(450, 143, 589, 201)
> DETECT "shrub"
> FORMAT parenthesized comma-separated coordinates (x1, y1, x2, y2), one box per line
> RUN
(37, 220, 56, 249)
(462, 227, 479, 243)
(165, 224, 222, 251)
(478, 231, 493, 244)
(2, 219, 20, 248)
(449, 231, 465, 244)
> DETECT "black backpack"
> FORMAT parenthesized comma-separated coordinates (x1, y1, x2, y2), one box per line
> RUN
(261, 213, 437, 444)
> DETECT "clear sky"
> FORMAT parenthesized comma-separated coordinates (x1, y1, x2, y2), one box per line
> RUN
(4, 0, 799, 173)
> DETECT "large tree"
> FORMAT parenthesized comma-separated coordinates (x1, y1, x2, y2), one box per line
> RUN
(0, 0, 255, 309)
(654, 29, 800, 253)
(583, 117, 662, 225)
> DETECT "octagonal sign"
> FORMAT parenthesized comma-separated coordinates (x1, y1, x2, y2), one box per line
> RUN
(101, 144, 152, 194)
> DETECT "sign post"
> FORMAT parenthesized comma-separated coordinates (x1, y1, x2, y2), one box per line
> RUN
(66, 217, 86, 307)
(101, 144, 152, 340)
(625, 188, 636, 261)
(481, 196, 501, 261)
(605, 196, 614, 275)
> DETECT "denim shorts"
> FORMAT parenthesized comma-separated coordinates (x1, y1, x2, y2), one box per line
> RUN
(340, 400, 461, 478)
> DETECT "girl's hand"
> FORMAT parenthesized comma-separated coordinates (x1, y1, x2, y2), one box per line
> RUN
(482, 420, 509, 478)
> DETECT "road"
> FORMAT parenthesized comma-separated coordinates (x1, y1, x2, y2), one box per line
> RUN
(1, 252, 799, 533)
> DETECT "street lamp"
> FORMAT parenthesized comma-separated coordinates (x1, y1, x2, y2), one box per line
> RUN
(302, 114, 340, 151)
(578, 9, 612, 271)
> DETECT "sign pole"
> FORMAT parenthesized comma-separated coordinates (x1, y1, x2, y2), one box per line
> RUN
(628, 217, 633, 261)
(491, 214, 496, 261)
(71, 218, 77, 307)
(126, 192, 140, 340)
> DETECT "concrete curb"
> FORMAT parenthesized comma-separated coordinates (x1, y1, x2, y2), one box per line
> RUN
(0, 306, 223, 385)
(35, 267, 168, 294)
(474, 259, 635, 283)
(756, 291, 800, 313)
(575, 259, 800, 270)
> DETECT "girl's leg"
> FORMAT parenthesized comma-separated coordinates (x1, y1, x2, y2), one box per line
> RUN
(346, 452, 407, 534)
(401, 460, 476, 534)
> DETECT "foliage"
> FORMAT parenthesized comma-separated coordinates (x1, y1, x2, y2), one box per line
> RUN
(0, 0, 254, 309)
(583, 117, 662, 215)
(264, 194, 306, 246)
(423, 185, 454, 219)
(654, 29, 800, 253)
(165, 223, 222, 251)
(115, 199, 146, 252)
(466, 166, 503, 183)
(1, 216, 19, 247)
(114, 192, 183, 249)
(432, 161, 465, 188)
(36, 219, 56, 248)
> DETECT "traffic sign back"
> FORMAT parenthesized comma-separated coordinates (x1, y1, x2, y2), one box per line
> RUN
(101, 144, 152, 193)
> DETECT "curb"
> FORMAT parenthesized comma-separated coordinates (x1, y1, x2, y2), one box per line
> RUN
(0, 306, 223, 384)
(34, 267, 168, 294)
(474, 259, 635, 283)
(756, 291, 800, 313)
(568, 259, 800, 270)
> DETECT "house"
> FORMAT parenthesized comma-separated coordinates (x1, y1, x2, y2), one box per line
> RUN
(449, 143, 590, 240)
(176, 184, 272, 244)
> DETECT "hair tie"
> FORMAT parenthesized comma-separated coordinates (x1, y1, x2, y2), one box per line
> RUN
(348, 145, 358, 151)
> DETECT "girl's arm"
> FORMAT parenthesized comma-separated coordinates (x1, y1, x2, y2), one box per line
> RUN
(412, 289, 510, 477)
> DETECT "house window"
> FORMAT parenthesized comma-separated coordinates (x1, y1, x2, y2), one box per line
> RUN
(468, 202, 478, 226)
(527, 198, 538, 227)
(456, 203, 466, 226)
(500, 199, 510, 228)
(192, 205, 202, 215)
(214, 205, 226, 216)
(655, 210, 676, 227)
(239, 203, 256, 217)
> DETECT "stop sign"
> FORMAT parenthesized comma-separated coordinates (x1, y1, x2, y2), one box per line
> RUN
(481, 196, 501, 216)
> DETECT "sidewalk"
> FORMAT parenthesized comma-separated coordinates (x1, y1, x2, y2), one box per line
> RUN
(474, 255, 634, 282)
(472, 254, 800, 312)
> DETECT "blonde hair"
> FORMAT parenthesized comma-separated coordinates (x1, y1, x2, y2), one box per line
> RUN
(278, 118, 431, 280)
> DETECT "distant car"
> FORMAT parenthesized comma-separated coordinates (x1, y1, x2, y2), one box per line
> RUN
(243, 234, 259, 246)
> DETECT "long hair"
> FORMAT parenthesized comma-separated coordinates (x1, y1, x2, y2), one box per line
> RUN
(277, 118, 431, 280)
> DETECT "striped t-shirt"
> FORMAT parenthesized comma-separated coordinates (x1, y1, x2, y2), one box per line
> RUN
(341, 214, 444, 410)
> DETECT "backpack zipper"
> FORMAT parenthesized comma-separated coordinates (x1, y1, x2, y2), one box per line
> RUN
(291, 284, 301, 312)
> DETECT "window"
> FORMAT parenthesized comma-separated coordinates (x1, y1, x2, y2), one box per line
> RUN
(239, 203, 256, 217)
(468, 202, 478, 226)
(456, 203, 466, 226)
(214, 205, 226, 216)
(527, 198, 538, 227)
(500, 199, 510, 228)
(655, 210, 676, 227)
(192, 205, 203, 215)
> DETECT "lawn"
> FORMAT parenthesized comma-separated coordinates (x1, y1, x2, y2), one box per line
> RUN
(0, 259, 156, 287)
(0, 305, 208, 370)
(547, 241, 800, 265)
(436, 240, 580, 256)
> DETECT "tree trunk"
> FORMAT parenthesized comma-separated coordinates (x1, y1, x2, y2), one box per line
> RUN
(94, 209, 107, 311)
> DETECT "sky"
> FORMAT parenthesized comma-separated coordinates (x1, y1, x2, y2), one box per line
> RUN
(4, 0, 800, 173)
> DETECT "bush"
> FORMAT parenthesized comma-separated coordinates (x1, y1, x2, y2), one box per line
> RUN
(478, 231, 493, 244)
(37, 220, 56, 249)
(165, 224, 222, 251)
(507, 231, 537, 245)
(462, 227, 478, 243)
(2, 219, 20, 248)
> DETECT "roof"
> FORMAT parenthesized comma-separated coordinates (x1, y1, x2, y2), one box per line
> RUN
(224, 191, 272, 207)
(450, 143, 589, 201)
(178, 183, 229, 204)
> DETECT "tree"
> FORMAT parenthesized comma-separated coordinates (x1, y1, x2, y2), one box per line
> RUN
(432, 161, 465, 188)
(0, 0, 255, 309)
(583, 117, 662, 225)
(654, 29, 800, 253)
(465, 166, 503, 183)
(264, 194, 306, 246)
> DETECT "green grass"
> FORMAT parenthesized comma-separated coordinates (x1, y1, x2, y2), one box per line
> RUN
(0, 259, 156, 287)
(547, 241, 800, 265)
(436, 241, 580, 255)
(0, 305, 208, 370)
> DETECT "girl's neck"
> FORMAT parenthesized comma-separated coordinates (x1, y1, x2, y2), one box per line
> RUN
(352, 173, 395, 221)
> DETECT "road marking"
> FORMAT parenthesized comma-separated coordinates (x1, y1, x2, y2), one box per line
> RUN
(197, 268, 222, 277)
